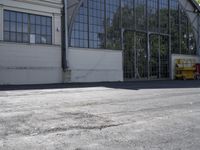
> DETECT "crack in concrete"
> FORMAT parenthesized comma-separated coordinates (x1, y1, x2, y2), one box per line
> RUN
(1, 123, 124, 138)
(41, 123, 124, 134)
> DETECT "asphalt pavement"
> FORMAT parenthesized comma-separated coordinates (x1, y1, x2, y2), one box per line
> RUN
(0, 80, 200, 150)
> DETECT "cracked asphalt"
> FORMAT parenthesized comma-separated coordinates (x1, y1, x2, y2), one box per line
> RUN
(0, 80, 200, 150)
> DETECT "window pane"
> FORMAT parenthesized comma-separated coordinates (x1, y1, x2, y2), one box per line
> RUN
(4, 32, 10, 41)
(23, 33, 29, 43)
(135, 0, 147, 30)
(30, 15, 35, 24)
(36, 35, 41, 43)
(17, 23, 22, 32)
(10, 22, 16, 32)
(36, 25, 41, 34)
(41, 26, 46, 35)
(41, 16, 47, 25)
(41, 36, 47, 44)
(23, 14, 28, 23)
(47, 26, 51, 35)
(17, 33, 22, 42)
(23, 23, 28, 33)
(10, 32, 16, 42)
(10, 12, 16, 21)
(30, 25, 36, 34)
(47, 36, 52, 44)
(4, 11, 10, 21)
(47, 17, 51, 26)
(36, 16, 41, 24)
(17, 13, 22, 22)
(4, 21, 10, 31)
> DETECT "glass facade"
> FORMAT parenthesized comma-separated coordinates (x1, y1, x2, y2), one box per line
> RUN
(170, 0, 179, 54)
(4, 10, 52, 44)
(89, 0, 105, 48)
(70, 0, 197, 56)
(106, 0, 121, 49)
(148, 0, 158, 32)
(69, 0, 198, 80)
(135, 0, 146, 31)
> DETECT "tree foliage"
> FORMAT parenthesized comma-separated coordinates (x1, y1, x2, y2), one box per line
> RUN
(196, 0, 200, 4)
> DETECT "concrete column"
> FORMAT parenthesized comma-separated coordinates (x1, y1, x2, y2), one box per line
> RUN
(54, 14, 62, 45)
(0, 5, 3, 41)
(52, 14, 56, 45)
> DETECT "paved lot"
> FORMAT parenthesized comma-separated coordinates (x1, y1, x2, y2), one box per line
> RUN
(0, 81, 200, 150)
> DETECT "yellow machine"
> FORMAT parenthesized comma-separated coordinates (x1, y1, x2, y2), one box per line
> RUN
(175, 59, 196, 80)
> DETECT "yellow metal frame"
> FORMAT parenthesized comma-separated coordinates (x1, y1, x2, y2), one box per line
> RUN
(175, 59, 196, 80)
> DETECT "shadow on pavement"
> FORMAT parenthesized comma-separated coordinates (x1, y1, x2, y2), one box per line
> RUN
(0, 80, 200, 91)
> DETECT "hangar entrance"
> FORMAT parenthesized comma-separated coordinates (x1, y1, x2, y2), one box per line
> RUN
(123, 31, 170, 80)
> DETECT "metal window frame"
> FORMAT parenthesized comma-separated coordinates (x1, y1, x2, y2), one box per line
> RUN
(3, 9, 52, 45)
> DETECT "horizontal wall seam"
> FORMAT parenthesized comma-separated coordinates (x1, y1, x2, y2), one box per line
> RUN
(71, 69, 123, 71)
(0, 66, 62, 70)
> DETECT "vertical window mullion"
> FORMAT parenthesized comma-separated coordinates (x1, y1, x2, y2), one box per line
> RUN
(15, 12, 17, 42)
(87, 0, 90, 48)
(104, 0, 107, 48)
(28, 13, 30, 43)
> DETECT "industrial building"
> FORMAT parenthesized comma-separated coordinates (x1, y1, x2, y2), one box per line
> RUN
(0, 0, 200, 84)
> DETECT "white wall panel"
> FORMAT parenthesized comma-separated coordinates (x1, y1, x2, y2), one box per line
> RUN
(0, 43, 62, 85)
(68, 48, 123, 82)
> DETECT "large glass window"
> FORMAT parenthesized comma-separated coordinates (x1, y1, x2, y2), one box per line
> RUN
(89, 0, 105, 48)
(148, 0, 158, 32)
(180, 9, 188, 54)
(135, 0, 146, 31)
(71, 2, 89, 48)
(3, 10, 52, 44)
(106, 0, 121, 49)
(170, 0, 179, 54)
(121, 0, 134, 29)
(160, 0, 169, 33)
(69, 0, 197, 55)
(71, 0, 121, 50)
(170, 0, 197, 55)
(188, 24, 196, 55)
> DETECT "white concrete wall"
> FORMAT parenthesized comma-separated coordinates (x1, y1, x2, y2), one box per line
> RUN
(171, 54, 200, 80)
(68, 48, 123, 83)
(0, 43, 62, 85)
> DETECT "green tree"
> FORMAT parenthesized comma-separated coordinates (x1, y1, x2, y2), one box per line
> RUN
(196, 0, 200, 4)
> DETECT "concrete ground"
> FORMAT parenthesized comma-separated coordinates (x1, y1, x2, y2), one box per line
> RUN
(0, 80, 200, 150)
